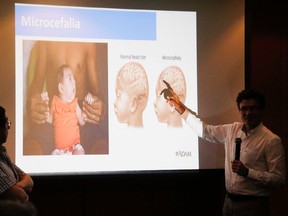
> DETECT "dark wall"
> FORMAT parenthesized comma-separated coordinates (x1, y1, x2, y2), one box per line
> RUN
(30, 171, 225, 216)
(245, 1, 288, 216)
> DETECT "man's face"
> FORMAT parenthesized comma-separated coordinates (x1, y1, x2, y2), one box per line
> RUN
(239, 99, 263, 130)
(0, 116, 10, 144)
(60, 68, 76, 102)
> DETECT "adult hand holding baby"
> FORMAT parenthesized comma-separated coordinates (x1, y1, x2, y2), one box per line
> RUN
(83, 92, 104, 124)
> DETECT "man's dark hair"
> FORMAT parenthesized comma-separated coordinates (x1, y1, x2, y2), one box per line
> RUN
(0, 106, 6, 127)
(236, 89, 266, 110)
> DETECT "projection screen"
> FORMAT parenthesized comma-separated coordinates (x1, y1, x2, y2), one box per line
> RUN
(0, 0, 244, 175)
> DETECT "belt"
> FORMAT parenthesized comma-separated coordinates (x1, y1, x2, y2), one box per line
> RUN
(227, 193, 268, 201)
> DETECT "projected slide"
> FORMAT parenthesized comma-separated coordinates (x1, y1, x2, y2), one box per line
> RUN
(15, 4, 198, 174)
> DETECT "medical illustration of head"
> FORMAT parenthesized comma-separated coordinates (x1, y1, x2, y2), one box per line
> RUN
(154, 66, 186, 127)
(114, 62, 149, 128)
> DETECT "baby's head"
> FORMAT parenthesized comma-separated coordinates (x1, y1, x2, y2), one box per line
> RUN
(114, 62, 149, 126)
(57, 64, 76, 103)
(154, 66, 186, 126)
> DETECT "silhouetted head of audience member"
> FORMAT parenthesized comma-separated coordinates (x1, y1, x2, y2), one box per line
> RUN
(0, 200, 37, 216)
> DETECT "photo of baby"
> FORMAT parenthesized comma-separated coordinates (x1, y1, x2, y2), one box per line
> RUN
(23, 41, 109, 155)
(41, 64, 94, 155)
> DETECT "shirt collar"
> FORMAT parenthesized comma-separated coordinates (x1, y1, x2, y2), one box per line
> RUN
(241, 122, 263, 136)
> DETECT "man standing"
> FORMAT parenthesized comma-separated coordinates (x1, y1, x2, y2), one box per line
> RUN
(0, 106, 34, 202)
(165, 87, 286, 216)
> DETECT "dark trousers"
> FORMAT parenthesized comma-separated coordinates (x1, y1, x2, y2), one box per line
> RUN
(223, 194, 269, 216)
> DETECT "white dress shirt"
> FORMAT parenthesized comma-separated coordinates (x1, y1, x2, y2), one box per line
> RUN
(185, 113, 286, 196)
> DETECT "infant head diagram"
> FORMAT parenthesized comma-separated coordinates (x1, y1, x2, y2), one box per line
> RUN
(114, 63, 186, 128)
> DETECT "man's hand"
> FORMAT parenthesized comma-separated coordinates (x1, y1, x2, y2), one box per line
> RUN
(161, 80, 186, 114)
(15, 174, 34, 195)
(231, 160, 249, 177)
(83, 93, 104, 124)
(27, 94, 49, 124)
